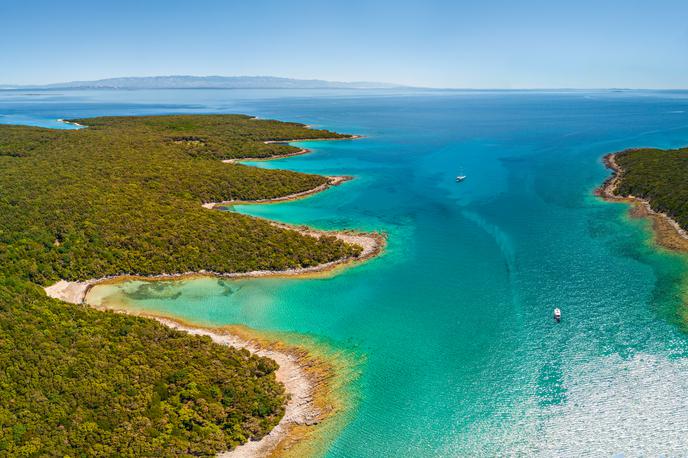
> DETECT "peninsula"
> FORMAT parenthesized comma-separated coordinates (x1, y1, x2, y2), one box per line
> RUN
(0, 114, 381, 456)
(599, 147, 688, 253)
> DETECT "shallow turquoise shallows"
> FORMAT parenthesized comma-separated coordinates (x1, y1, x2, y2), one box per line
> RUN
(4, 89, 688, 455)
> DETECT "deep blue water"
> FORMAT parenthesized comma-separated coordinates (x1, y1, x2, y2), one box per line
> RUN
(4, 88, 688, 455)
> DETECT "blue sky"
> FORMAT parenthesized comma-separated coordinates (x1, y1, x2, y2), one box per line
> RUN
(1, 0, 687, 88)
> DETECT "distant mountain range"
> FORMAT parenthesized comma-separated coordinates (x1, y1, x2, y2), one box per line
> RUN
(7, 75, 408, 90)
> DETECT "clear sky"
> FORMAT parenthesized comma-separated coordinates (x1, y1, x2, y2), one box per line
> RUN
(2, 0, 687, 88)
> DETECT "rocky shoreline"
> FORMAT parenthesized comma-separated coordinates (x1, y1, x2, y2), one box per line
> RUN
(44, 128, 375, 457)
(44, 225, 384, 305)
(598, 152, 688, 252)
(221, 135, 363, 164)
(202, 176, 353, 209)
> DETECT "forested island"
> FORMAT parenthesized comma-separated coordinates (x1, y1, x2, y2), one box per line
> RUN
(0, 115, 364, 456)
(600, 147, 688, 252)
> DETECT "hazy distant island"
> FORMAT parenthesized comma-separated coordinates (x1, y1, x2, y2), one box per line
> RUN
(599, 147, 688, 253)
(0, 114, 382, 456)
(4, 75, 409, 90)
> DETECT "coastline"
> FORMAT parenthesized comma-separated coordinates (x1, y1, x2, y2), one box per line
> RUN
(168, 320, 323, 458)
(55, 302, 344, 457)
(43, 126, 373, 456)
(47, 131, 383, 306)
(222, 148, 312, 164)
(44, 220, 379, 457)
(202, 176, 352, 208)
(222, 135, 363, 164)
(263, 135, 363, 146)
(44, 225, 378, 458)
(57, 118, 84, 128)
(598, 153, 688, 253)
(45, 226, 384, 305)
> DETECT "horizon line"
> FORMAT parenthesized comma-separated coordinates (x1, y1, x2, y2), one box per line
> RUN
(1, 75, 687, 92)
(2, 86, 688, 92)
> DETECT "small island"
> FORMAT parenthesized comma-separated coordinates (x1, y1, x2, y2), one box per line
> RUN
(0, 115, 381, 456)
(599, 147, 688, 252)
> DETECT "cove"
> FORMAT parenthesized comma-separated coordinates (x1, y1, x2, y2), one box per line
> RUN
(6, 88, 688, 455)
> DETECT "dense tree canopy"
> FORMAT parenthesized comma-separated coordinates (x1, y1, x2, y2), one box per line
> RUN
(0, 115, 359, 285)
(0, 279, 285, 456)
(0, 115, 359, 456)
(615, 147, 688, 230)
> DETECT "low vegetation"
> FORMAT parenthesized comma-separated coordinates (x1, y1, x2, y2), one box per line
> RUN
(0, 115, 359, 456)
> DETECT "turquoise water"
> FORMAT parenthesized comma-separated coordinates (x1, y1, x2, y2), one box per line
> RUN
(4, 89, 688, 455)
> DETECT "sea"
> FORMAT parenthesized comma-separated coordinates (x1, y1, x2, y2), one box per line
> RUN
(3, 88, 688, 456)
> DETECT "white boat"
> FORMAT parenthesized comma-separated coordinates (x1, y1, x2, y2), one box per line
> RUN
(553, 308, 561, 322)
(456, 175, 467, 182)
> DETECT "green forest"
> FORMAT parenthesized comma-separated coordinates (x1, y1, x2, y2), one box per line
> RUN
(615, 147, 688, 231)
(0, 115, 360, 456)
